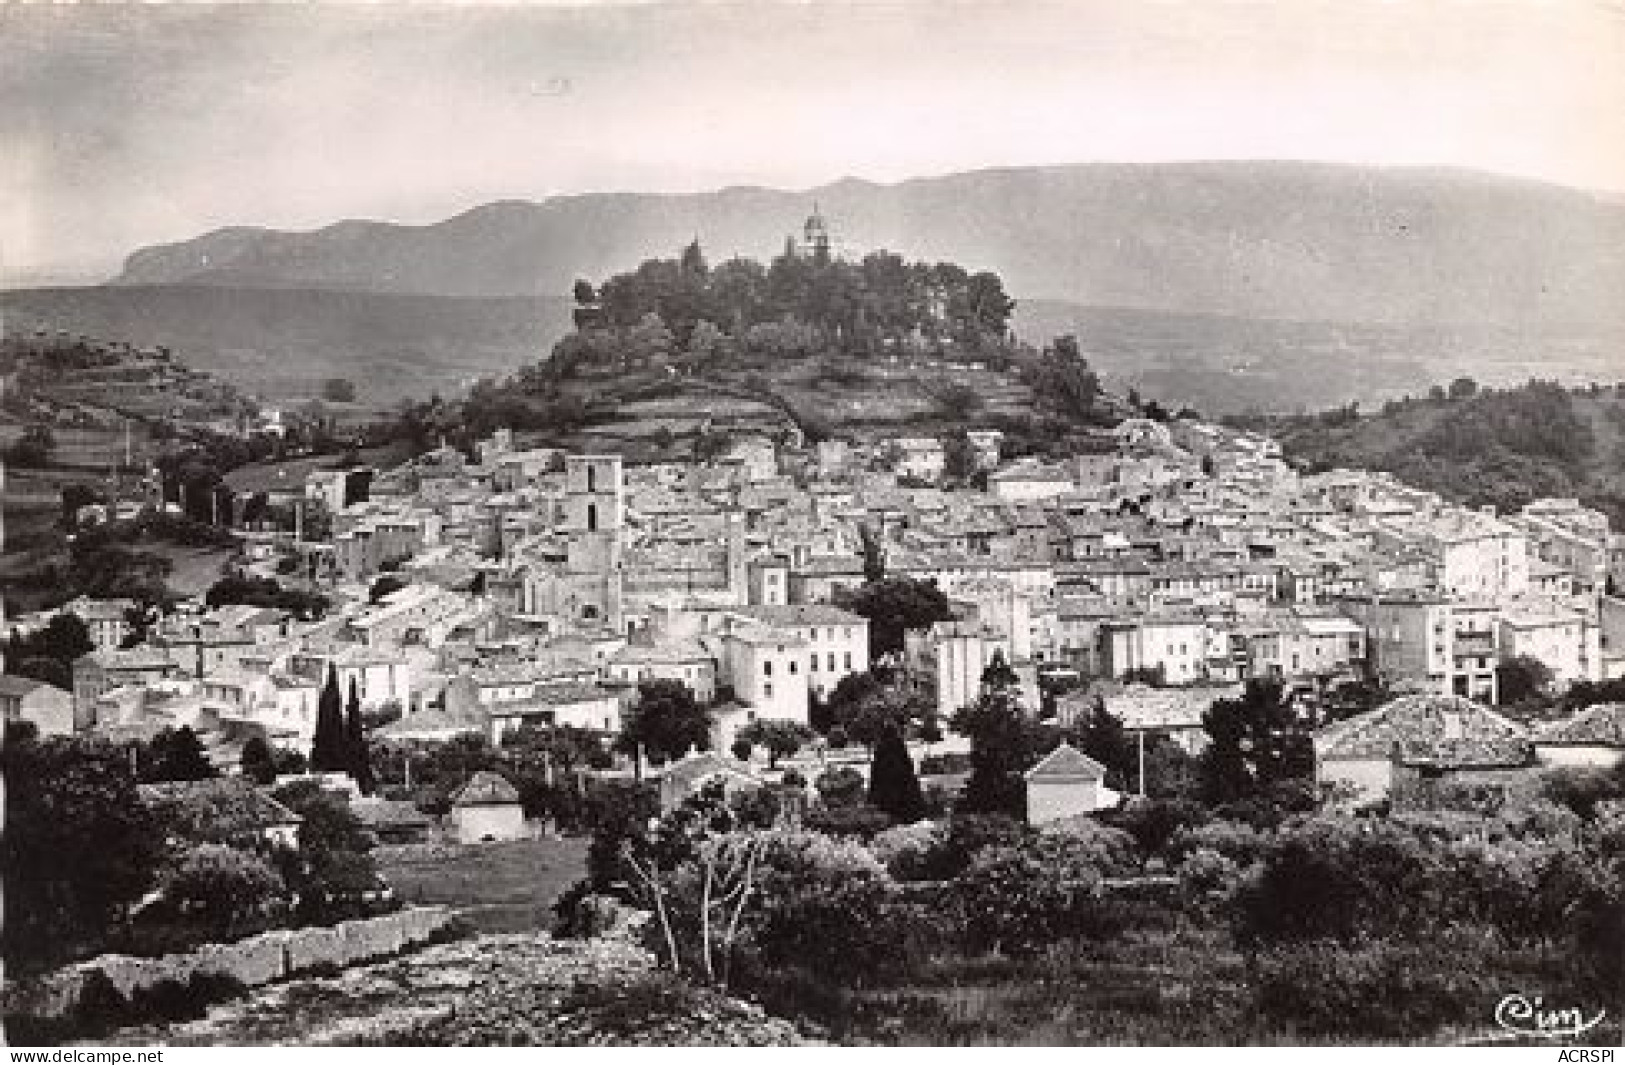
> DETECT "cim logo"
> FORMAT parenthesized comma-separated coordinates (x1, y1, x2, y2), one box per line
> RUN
(1494, 994, 1607, 1042)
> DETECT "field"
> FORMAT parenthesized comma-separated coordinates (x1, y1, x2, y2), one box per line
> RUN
(375, 837, 589, 935)
(223, 444, 410, 496)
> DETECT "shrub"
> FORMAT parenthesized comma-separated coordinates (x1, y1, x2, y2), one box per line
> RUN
(870, 820, 945, 880)
(1232, 816, 1446, 946)
(6, 969, 249, 1045)
(1500, 798, 1584, 841)
(1571, 816, 1624, 997)
(1038, 816, 1141, 876)
(126, 972, 248, 1025)
(1542, 766, 1625, 822)
(755, 830, 888, 884)
(814, 767, 866, 808)
(1252, 929, 1508, 1039)
(161, 844, 288, 933)
(745, 871, 943, 987)
(802, 803, 892, 840)
(1174, 847, 1244, 916)
(1103, 797, 1209, 859)
(552, 881, 632, 939)
(950, 834, 1108, 956)
(911, 812, 1029, 880)
(919, 752, 972, 776)
(1167, 818, 1269, 867)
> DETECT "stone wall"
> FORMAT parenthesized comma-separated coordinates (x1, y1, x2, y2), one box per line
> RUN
(4, 906, 459, 1023)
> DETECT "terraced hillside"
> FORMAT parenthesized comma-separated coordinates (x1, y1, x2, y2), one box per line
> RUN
(479, 346, 1068, 467)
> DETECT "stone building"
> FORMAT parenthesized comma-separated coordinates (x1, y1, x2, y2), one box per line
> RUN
(449, 770, 527, 844)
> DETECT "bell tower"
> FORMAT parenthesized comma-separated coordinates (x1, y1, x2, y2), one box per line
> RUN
(803, 205, 831, 263)
(565, 454, 623, 534)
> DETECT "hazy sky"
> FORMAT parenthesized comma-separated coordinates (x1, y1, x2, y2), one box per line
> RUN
(4, 1, 1624, 282)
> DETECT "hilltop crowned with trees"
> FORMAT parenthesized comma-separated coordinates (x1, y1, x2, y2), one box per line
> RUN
(561, 234, 1016, 362)
(395, 225, 1127, 460)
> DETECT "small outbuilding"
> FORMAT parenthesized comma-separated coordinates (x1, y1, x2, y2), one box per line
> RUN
(449, 770, 526, 844)
(1024, 742, 1118, 825)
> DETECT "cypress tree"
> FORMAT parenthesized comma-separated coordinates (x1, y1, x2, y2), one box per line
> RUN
(344, 677, 376, 795)
(310, 666, 347, 771)
(867, 728, 926, 823)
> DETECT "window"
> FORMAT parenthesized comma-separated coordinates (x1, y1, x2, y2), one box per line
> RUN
(789, 660, 798, 675)
(763, 683, 773, 699)
(587, 465, 597, 493)
(763, 661, 773, 677)
(844, 652, 852, 669)
(828, 653, 836, 671)
(586, 503, 598, 532)
(810, 655, 819, 672)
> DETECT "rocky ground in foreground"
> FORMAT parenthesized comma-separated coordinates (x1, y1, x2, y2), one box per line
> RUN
(106, 932, 809, 1046)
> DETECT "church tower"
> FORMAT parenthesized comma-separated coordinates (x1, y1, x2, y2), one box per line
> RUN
(803, 205, 831, 263)
(563, 454, 625, 633)
(565, 454, 623, 535)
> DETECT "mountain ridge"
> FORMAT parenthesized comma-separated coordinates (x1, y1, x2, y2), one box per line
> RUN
(112, 160, 1625, 329)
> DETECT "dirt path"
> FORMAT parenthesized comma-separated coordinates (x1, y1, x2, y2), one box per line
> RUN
(101, 929, 809, 1046)
(106, 932, 656, 1046)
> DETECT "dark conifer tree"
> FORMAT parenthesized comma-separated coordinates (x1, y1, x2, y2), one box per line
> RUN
(867, 728, 926, 823)
(344, 678, 376, 795)
(310, 666, 347, 771)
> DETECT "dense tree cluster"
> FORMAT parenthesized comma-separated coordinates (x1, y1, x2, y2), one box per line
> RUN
(1022, 334, 1108, 424)
(205, 574, 329, 619)
(570, 239, 1015, 361)
(4, 612, 94, 690)
(617, 679, 714, 766)
(1199, 679, 1316, 808)
(833, 576, 955, 660)
(2, 735, 168, 971)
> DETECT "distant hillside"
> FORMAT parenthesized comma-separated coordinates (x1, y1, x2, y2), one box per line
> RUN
(1017, 301, 1625, 416)
(6, 283, 1618, 419)
(1254, 380, 1625, 528)
(115, 161, 1625, 330)
(0, 285, 572, 406)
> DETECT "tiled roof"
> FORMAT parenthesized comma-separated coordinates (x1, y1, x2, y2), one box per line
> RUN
(452, 770, 521, 807)
(351, 797, 433, 829)
(735, 604, 865, 628)
(1098, 683, 1241, 731)
(1538, 703, 1625, 747)
(611, 639, 712, 665)
(1025, 742, 1106, 780)
(377, 701, 487, 738)
(1316, 693, 1533, 768)
(658, 751, 761, 791)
